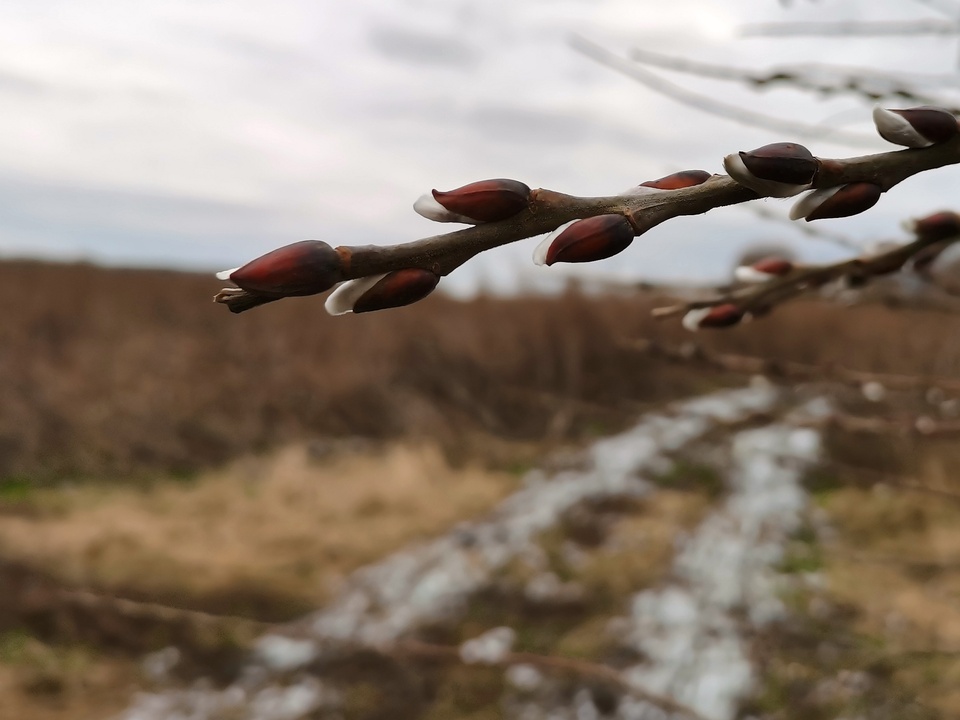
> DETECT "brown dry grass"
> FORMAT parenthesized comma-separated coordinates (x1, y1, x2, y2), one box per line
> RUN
(0, 442, 518, 618)
(4, 260, 960, 718)
(0, 633, 137, 720)
(762, 427, 960, 718)
(2, 259, 960, 485)
(819, 472, 960, 717)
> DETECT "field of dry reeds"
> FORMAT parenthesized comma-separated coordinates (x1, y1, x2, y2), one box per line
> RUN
(2, 259, 960, 484)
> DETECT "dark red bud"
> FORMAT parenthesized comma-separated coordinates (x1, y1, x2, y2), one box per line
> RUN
(738, 143, 818, 185)
(698, 304, 745, 329)
(545, 214, 635, 266)
(432, 179, 531, 222)
(640, 170, 711, 190)
(892, 107, 959, 145)
(228, 240, 342, 297)
(911, 211, 960, 242)
(752, 258, 794, 276)
(805, 183, 882, 221)
(353, 269, 440, 314)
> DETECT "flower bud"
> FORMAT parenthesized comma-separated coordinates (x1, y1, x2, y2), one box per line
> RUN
(216, 240, 342, 297)
(325, 269, 439, 315)
(532, 214, 634, 266)
(414, 179, 531, 223)
(724, 143, 817, 198)
(872, 106, 959, 148)
(734, 257, 794, 284)
(682, 304, 745, 331)
(789, 183, 882, 222)
(639, 169, 712, 190)
(904, 211, 960, 242)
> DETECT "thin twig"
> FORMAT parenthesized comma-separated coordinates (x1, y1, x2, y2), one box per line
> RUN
(395, 639, 706, 720)
(629, 48, 959, 111)
(573, 37, 879, 147)
(57, 588, 272, 631)
(624, 338, 960, 393)
(651, 233, 958, 321)
(911, 0, 960, 18)
(741, 20, 960, 37)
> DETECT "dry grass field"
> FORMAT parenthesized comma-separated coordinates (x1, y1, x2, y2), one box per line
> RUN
(3, 259, 960, 719)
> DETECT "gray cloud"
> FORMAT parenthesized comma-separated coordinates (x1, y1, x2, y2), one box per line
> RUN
(465, 104, 590, 144)
(0, 68, 46, 96)
(368, 24, 481, 69)
(0, 0, 954, 288)
(0, 176, 290, 267)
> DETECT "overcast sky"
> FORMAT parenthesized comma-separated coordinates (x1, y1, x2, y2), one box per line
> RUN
(3, 0, 960, 293)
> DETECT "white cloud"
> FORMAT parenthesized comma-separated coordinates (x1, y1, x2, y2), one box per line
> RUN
(0, 0, 957, 289)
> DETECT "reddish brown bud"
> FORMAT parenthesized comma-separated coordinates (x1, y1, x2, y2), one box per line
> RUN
(737, 143, 818, 185)
(219, 240, 342, 297)
(417, 179, 531, 223)
(800, 183, 882, 222)
(907, 211, 960, 242)
(640, 170, 712, 190)
(534, 214, 635, 266)
(873, 106, 958, 148)
(753, 258, 793, 276)
(734, 257, 794, 283)
(682, 304, 745, 331)
(724, 144, 816, 198)
(352, 269, 440, 314)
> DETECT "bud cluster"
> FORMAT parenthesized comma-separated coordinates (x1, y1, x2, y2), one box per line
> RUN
(532, 170, 709, 267)
(213, 106, 960, 325)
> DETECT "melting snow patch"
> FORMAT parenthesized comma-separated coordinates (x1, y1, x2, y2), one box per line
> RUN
(255, 636, 320, 673)
(460, 626, 517, 665)
(117, 385, 791, 720)
(620, 405, 824, 720)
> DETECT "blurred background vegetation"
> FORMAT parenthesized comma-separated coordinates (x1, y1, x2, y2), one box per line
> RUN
(3, 262, 960, 718)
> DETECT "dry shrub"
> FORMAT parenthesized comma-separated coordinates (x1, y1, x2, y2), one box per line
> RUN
(2, 260, 960, 483)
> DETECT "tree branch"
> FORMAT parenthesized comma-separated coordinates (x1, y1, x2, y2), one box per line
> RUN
(652, 230, 957, 325)
(572, 38, 879, 146)
(215, 108, 960, 316)
(336, 140, 960, 279)
(628, 47, 960, 112)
